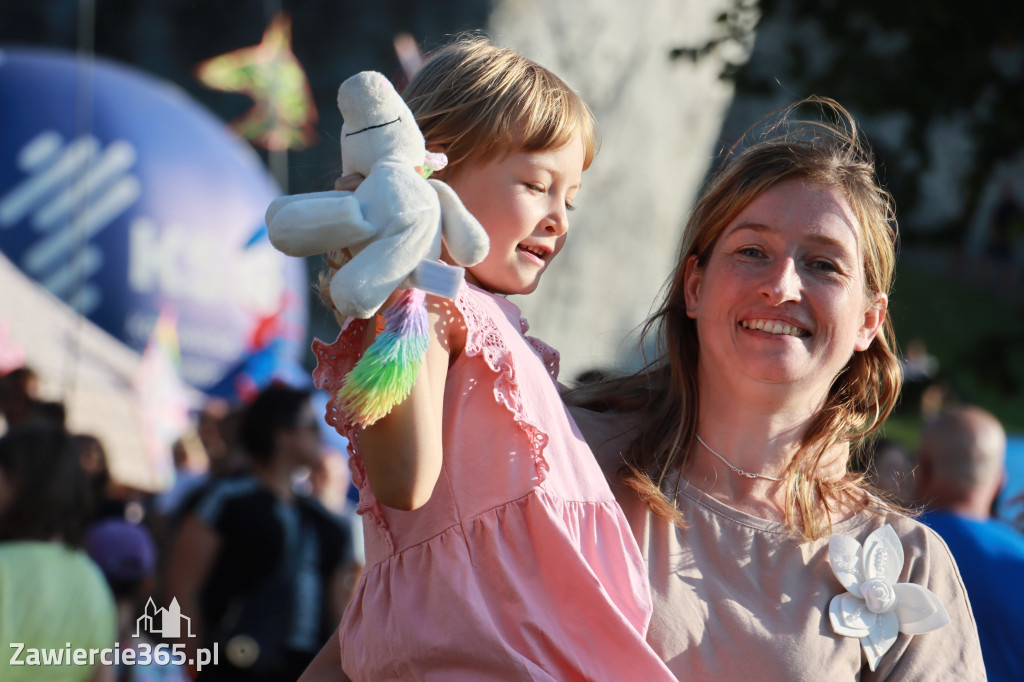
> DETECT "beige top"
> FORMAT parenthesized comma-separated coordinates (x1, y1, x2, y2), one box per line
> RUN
(609, 474, 987, 680)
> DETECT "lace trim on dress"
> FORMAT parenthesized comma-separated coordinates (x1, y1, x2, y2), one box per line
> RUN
(457, 289, 551, 484)
(312, 321, 395, 554)
(519, 317, 560, 382)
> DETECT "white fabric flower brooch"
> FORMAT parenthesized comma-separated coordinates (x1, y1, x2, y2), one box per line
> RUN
(828, 524, 950, 671)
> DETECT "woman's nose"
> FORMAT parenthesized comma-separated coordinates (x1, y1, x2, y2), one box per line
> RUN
(761, 257, 802, 305)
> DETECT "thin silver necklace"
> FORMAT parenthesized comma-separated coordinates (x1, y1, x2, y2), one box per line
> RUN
(695, 433, 784, 482)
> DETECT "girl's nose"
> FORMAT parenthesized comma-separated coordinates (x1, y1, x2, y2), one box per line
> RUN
(544, 200, 569, 237)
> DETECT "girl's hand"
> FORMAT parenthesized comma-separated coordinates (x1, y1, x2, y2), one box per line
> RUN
(334, 173, 365, 191)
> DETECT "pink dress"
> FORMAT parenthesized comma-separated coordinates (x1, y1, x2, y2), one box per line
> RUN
(313, 283, 674, 681)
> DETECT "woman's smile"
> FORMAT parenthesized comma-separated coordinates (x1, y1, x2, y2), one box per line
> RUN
(738, 318, 810, 338)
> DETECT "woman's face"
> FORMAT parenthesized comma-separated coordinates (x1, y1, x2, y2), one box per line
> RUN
(684, 179, 886, 397)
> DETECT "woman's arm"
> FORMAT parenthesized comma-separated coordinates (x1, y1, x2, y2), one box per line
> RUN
(356, 295, 462, 510)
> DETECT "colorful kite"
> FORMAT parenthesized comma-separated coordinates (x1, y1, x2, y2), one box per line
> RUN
(195, 12, 318, 151)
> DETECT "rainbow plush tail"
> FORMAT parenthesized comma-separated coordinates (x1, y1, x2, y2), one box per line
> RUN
(338, 288, 430, 427)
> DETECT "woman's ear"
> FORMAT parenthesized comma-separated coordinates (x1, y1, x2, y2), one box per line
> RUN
(682, 255, 703, 320)
(854, 292, 888, 351)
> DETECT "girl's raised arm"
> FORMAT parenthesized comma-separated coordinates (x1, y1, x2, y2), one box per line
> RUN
(356, 294, 464, 510)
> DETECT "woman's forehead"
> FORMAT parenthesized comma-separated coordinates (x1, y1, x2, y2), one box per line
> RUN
(723, 180, 862, 250)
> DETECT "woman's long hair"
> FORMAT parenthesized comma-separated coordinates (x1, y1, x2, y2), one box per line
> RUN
(570, 98, 903, 540)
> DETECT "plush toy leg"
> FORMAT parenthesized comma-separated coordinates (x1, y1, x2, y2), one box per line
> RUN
(338, 289, 430, 427)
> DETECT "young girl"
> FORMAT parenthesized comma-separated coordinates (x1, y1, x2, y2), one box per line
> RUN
(307, 38, 675, 680)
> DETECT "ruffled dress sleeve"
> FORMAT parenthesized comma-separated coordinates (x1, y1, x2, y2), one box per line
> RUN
(311, 318, 395, 554)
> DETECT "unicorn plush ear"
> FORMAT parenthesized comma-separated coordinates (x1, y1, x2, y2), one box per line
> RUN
(338, 71, 425, 177)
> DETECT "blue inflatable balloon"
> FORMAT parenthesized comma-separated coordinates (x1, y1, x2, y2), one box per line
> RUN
(0, 48, 308, 397)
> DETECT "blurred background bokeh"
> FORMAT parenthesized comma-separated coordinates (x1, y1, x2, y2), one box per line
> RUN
(0, 1, 1021, 534)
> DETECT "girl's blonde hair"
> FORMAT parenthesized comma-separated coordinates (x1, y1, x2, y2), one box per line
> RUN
(570, 97, 902, 540)
(402, 35, 598, 176)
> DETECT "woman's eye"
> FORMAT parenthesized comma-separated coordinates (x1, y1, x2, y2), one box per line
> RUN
(809, 259, 839, 273)
(737, 246, 765, 258)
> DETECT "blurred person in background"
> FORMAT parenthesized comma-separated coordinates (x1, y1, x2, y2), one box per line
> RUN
(164, 385, 358, 681)
(0, 424, 117, 681)
(151, 401, 242, 572)
(0, 366, 39, 432)
(201, 401, 248, 479)
(73, 433, 141, 523)
(153, 434, 210, 522)
(864, 438, 916, 507)
(916, 405, 1024, 682)
(305, 445, 363, 602)
(0, 365, 71, 430)
(85, 518, 188, 682)
(304, 446, 350, 518)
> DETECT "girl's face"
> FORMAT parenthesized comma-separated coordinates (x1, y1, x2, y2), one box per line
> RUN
(443, 136, 585, 295)
(683, 179, 886, 397)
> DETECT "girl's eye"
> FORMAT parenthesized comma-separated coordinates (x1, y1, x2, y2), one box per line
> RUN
(524, 182, 544, 193)
(565, 201, 576, 212)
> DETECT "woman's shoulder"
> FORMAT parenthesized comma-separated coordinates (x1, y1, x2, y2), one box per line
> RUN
(840, 513, 987, 680)
(568, 407, 641, 476)
(841, 509, 969, 591)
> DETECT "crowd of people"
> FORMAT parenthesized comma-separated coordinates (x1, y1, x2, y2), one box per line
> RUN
(0, 370, 363, 682)
(2, 33, 1023, 682)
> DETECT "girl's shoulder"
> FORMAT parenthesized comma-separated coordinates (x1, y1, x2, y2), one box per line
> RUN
(453, 282, 559, 378)
(435, 293, 468, 360)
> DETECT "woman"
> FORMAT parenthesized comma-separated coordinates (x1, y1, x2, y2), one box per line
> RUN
(570, 99, 985, 679)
